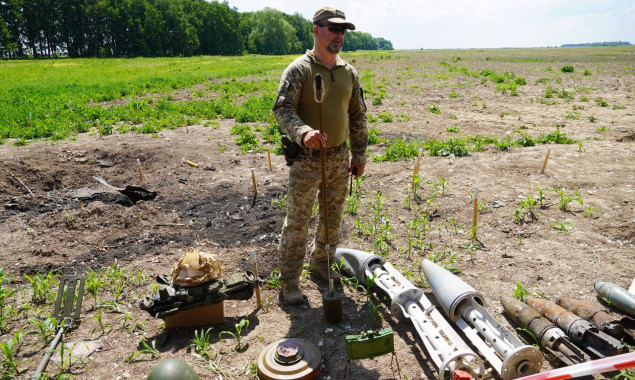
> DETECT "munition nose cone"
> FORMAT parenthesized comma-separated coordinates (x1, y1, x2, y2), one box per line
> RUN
(594, 282, 608, 292)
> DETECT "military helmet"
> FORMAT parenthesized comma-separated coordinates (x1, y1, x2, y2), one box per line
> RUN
(147, 358, 200, 380)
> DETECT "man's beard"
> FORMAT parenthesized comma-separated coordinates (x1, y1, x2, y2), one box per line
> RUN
(327, 40, 343, 54)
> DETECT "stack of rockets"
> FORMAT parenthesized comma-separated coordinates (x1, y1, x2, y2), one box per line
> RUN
(334, 248, 634, 380)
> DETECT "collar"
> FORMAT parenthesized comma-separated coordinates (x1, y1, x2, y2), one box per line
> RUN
(306, 50, 347, 69)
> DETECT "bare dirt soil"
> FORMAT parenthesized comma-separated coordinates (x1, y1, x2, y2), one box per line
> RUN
(1, 48, 633, 379)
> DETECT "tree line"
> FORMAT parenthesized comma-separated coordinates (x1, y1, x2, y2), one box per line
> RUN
(0, 0, 393, 59)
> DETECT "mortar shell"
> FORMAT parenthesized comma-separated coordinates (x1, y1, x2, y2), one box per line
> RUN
(595, 282, 635, 317)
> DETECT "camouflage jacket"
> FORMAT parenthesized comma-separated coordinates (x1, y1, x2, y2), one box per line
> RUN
(273, 50, 368, 164)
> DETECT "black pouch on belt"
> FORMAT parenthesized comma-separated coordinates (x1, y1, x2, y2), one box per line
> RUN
(281, 135, 300, 166)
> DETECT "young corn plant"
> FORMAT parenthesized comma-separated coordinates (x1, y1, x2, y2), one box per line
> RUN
(550, 221, 573, 233)
(554, 188, 573, 211)
(361, 273, 378, 302)
(514, 191, 538, 224)
(434, 176, 452, 196)
(28, 316, 57, 346)
(535, 186, 547, 208)
(91, 307, 111, 336)
(367, 301, 385, 327)
(271, 193, 287, 211)
(264, 270, 281, 290)
(0, 269, 20, 333)
(219, 318, 249, 351)
(190, 327, 215, 359)
(133, 269, 150, 287)
(24, 271, 58, 304)
(374, 215, 392, 256)
(583, 206, 601, 219)
(84, 268, 103, 308)
(345, 175, 365, 215)
(0, 329, 23, 377)
(125, 339, 161, 362)
(58, 340, 85, 375)
(104, 258, 128, 287)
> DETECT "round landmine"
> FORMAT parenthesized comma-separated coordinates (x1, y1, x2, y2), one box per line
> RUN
(257, 338, 321, 380)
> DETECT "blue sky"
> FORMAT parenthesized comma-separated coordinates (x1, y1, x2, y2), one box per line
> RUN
(226, 0, 635, 49)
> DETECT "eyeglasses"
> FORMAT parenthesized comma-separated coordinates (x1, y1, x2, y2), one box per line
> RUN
(318, 23, 347, 35)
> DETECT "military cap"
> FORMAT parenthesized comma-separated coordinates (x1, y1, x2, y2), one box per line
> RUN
(313, 7, 356, 30)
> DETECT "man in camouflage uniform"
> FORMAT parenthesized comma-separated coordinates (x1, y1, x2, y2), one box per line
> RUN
(273, 7, 368, 304)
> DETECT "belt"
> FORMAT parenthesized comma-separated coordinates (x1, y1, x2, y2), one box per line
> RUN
(300, 143, 346, 158)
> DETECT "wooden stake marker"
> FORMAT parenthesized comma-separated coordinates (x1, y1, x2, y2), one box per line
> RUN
(472, 186, 479, 238)
(184, 116, 188, 134)
(250, 250, 262, 308)
(97, 119, 102, 139)
(137, 159, 144, 183)
(267, 149, 273, 171)
(541, 148, 551, 174)
(412, 148, 422, 189)
(251, 168, 258, 195)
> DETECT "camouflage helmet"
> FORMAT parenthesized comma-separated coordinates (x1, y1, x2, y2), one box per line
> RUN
(147, 358, 200, 380)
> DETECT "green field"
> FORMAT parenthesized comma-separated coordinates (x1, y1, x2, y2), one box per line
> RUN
(0, 55, 291, 143)
(2, 46, 632, 153)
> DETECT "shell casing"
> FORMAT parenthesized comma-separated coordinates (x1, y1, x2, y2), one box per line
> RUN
(526, 296, 628, 358)
(555, 296, 624, 339)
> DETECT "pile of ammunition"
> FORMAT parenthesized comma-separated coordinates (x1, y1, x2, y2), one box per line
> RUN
(501, 281, 633, 367)
(334, 248, 634, 380)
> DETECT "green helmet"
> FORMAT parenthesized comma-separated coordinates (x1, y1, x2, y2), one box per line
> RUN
(147, 358, 200, 380)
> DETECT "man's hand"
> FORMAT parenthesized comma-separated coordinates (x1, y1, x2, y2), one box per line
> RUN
(302, 130, 327, 149)
(349, 162, 365, 178)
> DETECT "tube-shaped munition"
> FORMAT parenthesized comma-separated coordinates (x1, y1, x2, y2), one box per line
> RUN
(501, 296, 590, 366)
(335, 248, 484, 380)
(422, 260, 543, 380)
(525, 296, 627, 358)
(595, 282, 635, 317)
(555, 296, 624, 339)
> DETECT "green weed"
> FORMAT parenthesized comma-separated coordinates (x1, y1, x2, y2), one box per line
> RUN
(595, 98, 609, 107)
(550, 221, 573, 233)
(512, 282, 530, 302)
(231, 124, 260, 152)
(367, 127, 383, 145)
(378, 111, 394, 122)
(429, 104, 441, 114)
(445, 126, 460, 133)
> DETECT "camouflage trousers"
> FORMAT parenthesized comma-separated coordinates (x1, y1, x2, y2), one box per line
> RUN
(278, 148, 350, 284)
